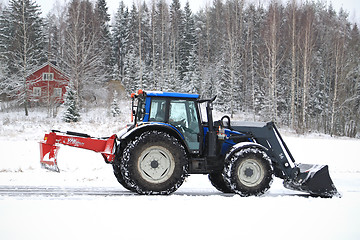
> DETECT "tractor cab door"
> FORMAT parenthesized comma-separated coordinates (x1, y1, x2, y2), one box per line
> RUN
(148, 97, 202, 153)
(169, 99, 201, 153)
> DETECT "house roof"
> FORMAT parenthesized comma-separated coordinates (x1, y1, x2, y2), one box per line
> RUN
(27, 62, 70, 79)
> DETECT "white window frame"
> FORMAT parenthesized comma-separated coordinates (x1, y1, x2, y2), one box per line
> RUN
(53, 88, 62, 97)
(33, 87, 41, 96)
(43, 73, 54, 81)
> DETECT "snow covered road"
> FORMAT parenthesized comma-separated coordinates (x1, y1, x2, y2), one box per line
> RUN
(0, 176, 360, 240)
(0, 131, 360, 239)
(0, 171, 358, 198)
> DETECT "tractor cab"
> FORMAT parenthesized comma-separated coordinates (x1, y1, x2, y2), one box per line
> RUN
(131, 90, 203, 155)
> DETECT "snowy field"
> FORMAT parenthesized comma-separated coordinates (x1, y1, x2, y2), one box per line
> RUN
(0, 108, 360, 240)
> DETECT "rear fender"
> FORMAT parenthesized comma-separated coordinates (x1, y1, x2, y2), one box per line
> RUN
(120, 123, 188, 152)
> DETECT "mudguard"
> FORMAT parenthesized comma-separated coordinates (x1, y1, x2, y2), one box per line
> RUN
(225, 142, 268, 159)
(120, 123, 188, 152)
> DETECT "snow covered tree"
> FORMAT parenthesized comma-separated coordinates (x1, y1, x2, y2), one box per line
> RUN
(343, 24, 360, 137)
(298, 3, 315, 132)
(216, 56, 232, 113)
(122, 3, 141, 91)
(0, 0, 46, 115)
(43, 1, 68, 70)
(242, 3, 265, 119)
(169, 0, 184, 84)
(62, 83, 80, 122)
(110, 91, 121, 117)
(123, 48, 140, 93)
(112, 1, 130, 82)
(183, 49, 201, 94)
(180, 1, 198, 88)
(2, 0, 359, 136)
(64, 0, 109, 107)
(95, 0, 112, 81)
(151, 0, 170, 91)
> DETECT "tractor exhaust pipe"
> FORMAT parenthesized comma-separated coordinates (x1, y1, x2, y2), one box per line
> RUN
(283, 164, 341, 198)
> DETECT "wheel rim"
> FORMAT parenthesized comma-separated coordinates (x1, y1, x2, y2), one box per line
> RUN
(138, 146, 175, 184)
(237, 158, 264, 187)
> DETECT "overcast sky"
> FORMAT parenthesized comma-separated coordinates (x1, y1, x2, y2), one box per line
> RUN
(1, 0, 359, 23)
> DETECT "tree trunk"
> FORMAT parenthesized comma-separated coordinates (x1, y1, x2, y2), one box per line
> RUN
(290, 0, 297, 129)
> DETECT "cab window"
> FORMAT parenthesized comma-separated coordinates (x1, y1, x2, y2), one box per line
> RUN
(149, 98, 166, 122)
(169, 100, 200, 151)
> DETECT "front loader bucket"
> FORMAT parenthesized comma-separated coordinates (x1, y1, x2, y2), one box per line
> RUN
(283, 164, 340, 198)
(40, 141, 60, 172)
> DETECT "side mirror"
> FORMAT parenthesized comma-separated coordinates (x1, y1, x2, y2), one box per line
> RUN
(221, 115, 231, 129)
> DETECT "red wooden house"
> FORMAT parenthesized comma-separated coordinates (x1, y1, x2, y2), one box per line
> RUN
(27, 62, 70, 105)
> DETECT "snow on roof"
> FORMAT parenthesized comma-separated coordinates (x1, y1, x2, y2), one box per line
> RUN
(27, 62, 70, 79)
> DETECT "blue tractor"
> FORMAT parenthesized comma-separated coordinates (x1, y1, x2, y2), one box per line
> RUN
(41, 90, 339, 197)
(112, 90, 339, 197)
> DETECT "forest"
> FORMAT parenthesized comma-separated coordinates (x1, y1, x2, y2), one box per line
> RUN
(0, 0, 359, 137)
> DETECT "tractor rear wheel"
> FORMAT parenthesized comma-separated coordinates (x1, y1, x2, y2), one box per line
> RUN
(120, 131, 188, 195)
(223, 147, 273, 196)
(112, 164, 133, 191)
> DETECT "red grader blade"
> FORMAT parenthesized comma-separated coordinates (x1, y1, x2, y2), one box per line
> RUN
(40, 141, 60, 172)
(39, 130, 117, 172)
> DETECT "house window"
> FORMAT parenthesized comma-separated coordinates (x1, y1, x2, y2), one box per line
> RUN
(33, 87, 41, 96)
(53, 88, 62, 97)
(43, 73, 54, 81)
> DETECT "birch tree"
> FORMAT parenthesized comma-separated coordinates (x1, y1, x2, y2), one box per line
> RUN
(288, 0, 299, 129)
(260, 1, 284, 121)
(299, 3, 315, 132)
(64, 0, 105, 106)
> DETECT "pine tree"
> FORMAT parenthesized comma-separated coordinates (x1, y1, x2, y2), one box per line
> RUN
(112, 1, 130, 82)
(151, 0, 170, 91)
(184, 49, 201, 94)
(62, 84, 80, 122)
(43, 2, 67, 69)
(180, 2, 197, 87)
(0, 0, 46, 115)
(123, 48, 140, 93)
(95, 0, 112, 81)
(216, 55, 232, 113)
(138, 2, 152, 90)
(110, 91, 121, 117)
(123, 3, 140, 91)
(169, 0, 184, 84)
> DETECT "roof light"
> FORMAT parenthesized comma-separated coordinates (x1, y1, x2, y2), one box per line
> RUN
(137, 89, 144, 95)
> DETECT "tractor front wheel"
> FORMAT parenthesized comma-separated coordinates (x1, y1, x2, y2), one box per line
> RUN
(120, 131, 188, 195)
(223, 147, 273, 196)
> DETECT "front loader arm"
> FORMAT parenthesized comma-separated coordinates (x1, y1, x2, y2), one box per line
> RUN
(232, 122, 340, 197)
(40, 131, 117, 172)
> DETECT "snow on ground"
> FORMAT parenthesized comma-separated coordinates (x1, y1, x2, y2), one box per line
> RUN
(0, 108, 360, 240)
